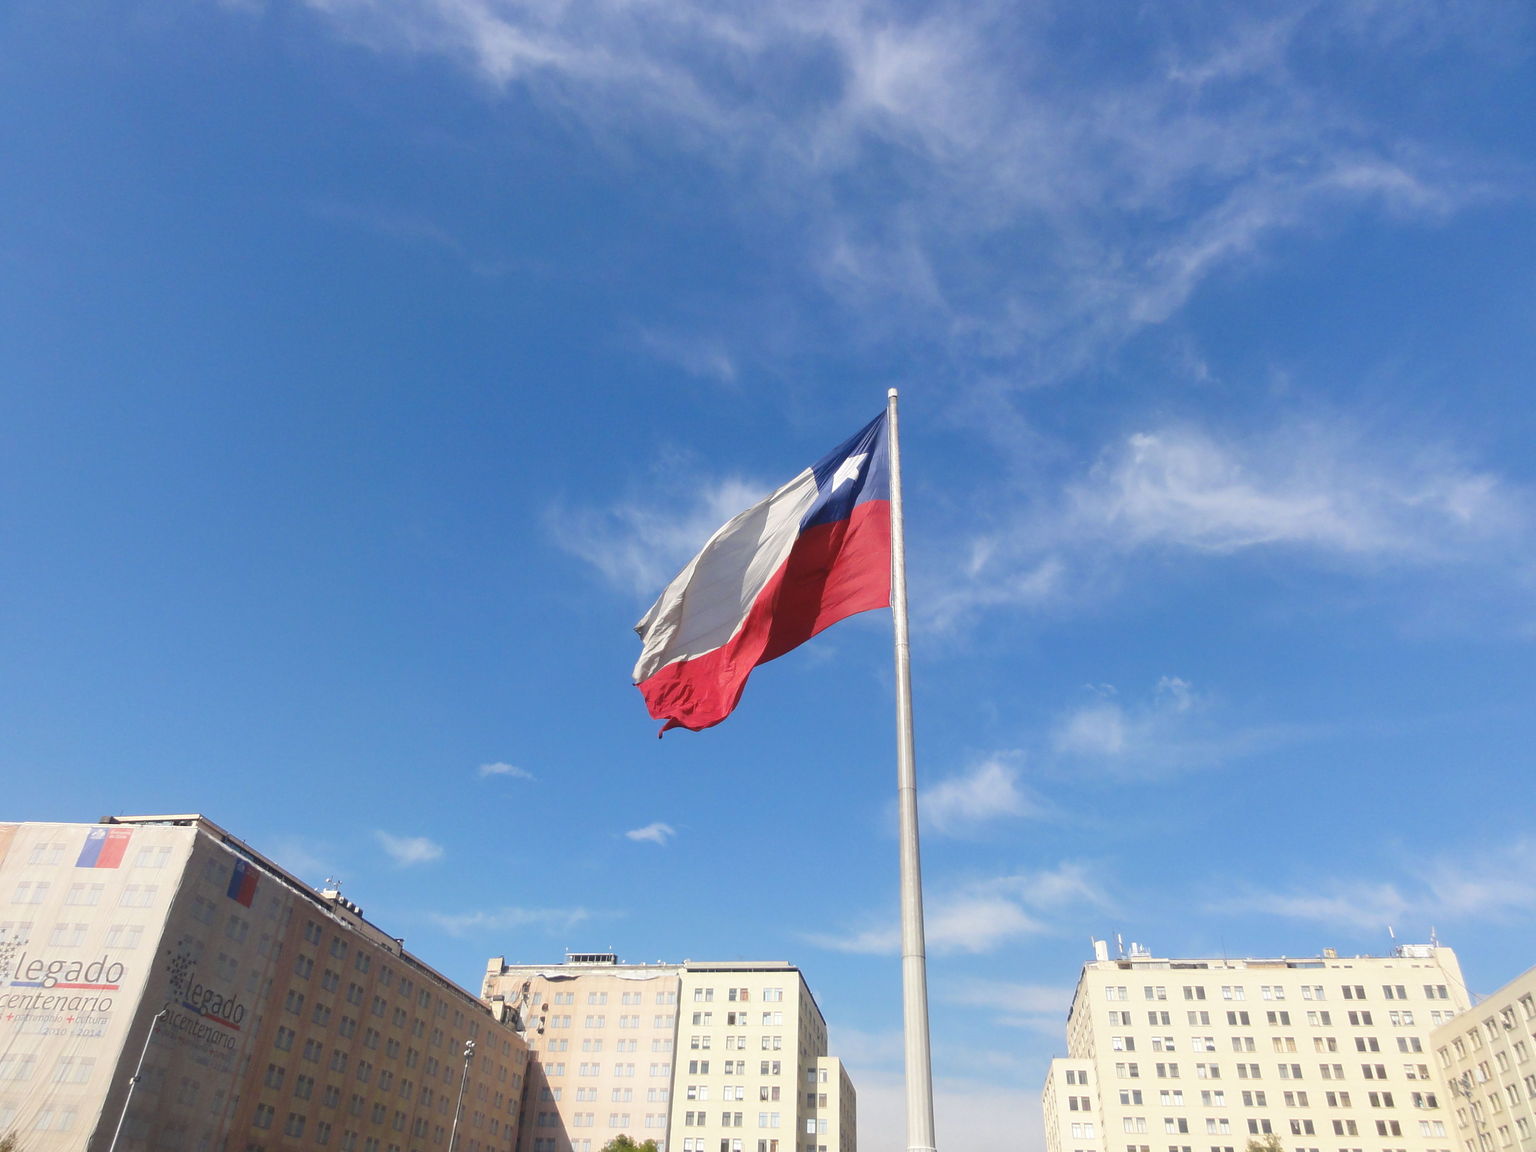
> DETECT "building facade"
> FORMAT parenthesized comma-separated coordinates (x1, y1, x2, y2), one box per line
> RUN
(1431, 965, 1536, 1152)
(0, 815, 528, 1152)
(483, 956, 856, 1152)
(487, 953, 682, 1152)
(1042, 941, 1470, 1152)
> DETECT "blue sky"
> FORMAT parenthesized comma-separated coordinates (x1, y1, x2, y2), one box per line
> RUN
(3, 0, 1536, 1147)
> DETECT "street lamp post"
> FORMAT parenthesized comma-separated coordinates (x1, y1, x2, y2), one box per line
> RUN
(107, 1006, 168, 1152)
(448, 1039, 476, 1152)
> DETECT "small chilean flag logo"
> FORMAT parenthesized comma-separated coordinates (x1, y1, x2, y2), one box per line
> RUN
(227, 859, 259, 907)
(75, 828, 131, 869)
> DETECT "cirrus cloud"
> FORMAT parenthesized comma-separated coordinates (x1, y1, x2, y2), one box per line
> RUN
(1208, 838, 1536, 932)
(804, 861, 1112, 956)
(922, 757, 1044, 836)
(375, 831, 445, 868)
(625, 821, 677, 846)
(479, 761, 536, 781)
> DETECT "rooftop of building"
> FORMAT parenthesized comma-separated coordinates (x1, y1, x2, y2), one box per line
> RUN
(1081, 936, 1449, 969)
(485, 953, 825, 1025)
(487, 952, 801, 974)
(95, 812, 510, 1023)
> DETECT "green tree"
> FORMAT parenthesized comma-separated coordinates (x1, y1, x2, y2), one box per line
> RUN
(0, 1132, 23, 1152)
(1246, 1136, 1284, 1152)
(600, 1137, 660, 1152)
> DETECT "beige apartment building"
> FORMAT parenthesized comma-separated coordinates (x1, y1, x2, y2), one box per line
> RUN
(483, 956, 856, 1152)
(1043, 941, 1470, 1152)
(486, 953, 682, 1152)
(0, 814, 528, 1152)
(1431, 965, 1536, 1152)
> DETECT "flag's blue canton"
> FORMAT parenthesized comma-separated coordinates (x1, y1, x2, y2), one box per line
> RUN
(802, 412, 889, 531)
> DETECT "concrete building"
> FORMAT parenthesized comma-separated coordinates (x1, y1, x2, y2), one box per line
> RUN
(1431, 965, 1536, 1152)
(0, 814, 528, 1152)
(1042, 940, 1470, 1152)
(486, 953, 682, 1152)
(483, 955, 855, 1152)
(809, 1057, 856, 1152)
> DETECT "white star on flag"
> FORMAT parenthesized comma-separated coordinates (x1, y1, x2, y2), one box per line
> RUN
(830, 453, 867, 492)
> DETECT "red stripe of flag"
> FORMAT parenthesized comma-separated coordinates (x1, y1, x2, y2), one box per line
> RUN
(636, 500, 890, 733)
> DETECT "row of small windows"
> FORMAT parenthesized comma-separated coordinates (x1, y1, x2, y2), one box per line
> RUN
(691, 987, 786, 1003)
(546, 990, 680, 1006)
(1111, 1032, 1425, 1055)
(543, 1015, 680, 1036)
(685, 1060, 784, 1077)
(541, 1086, 673, 1103)
(684, 1085, 784, 1102)
(1106, 985, 1453, 1003)
(1119, 1117, 1419, 1137)
(536, 1062, 673, 1078)
(1112, 1061, 1435, 1086)
(1453, 1075, 1536, 1120)
(566, 1037, 655, 1053)
(1110, 1010, 1441, 1028)
(1463, 1118, 1533, 1152)
(1111, 1088, 1430, 1109)
(20, 842, 173, 869)
(0, 1055, 96, 1083)
(540, 1037, 652, 1055)
(689, 1012, 788, 1027)
(1441, 999, 1536, 1062)
(8, 881, 159, 907)
(689, 1035, 786, 1051)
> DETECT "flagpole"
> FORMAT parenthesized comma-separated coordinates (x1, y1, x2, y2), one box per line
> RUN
(887, 388, 937, 1152)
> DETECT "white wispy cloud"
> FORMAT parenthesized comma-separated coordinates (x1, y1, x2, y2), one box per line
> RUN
(554, 474, 769, 598)
(625, 821, 676, 846)
(638, 328, 737, 385)
(280, 2, 1531, 650)
(1045, 676, 1285, 780)
(299, 1, 1530, 617)
(805, 862, 1111, 955)
(943, 978, 1075, 1031)
(927, 421, 1528, 633)
(1208, 838, 1536, 931)
(285, 0, 1494, 374)
(922, 756, 1042, 836)
(429, 905, 592, 937)
(374, 831, 445, 867)
(1069, 427, 1514, 558)
(479, 761, 535, 781)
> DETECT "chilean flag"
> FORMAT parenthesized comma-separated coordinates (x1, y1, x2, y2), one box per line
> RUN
(633, 412, 891, 733)
(227, 858, 259, 907)
(76, 827, 131, 869)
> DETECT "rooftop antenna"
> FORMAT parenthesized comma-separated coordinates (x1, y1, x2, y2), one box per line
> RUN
(1115, 933, 1125, 959)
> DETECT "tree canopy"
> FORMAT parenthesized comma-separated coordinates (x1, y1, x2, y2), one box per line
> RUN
(600, 1137, 661, 1152)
